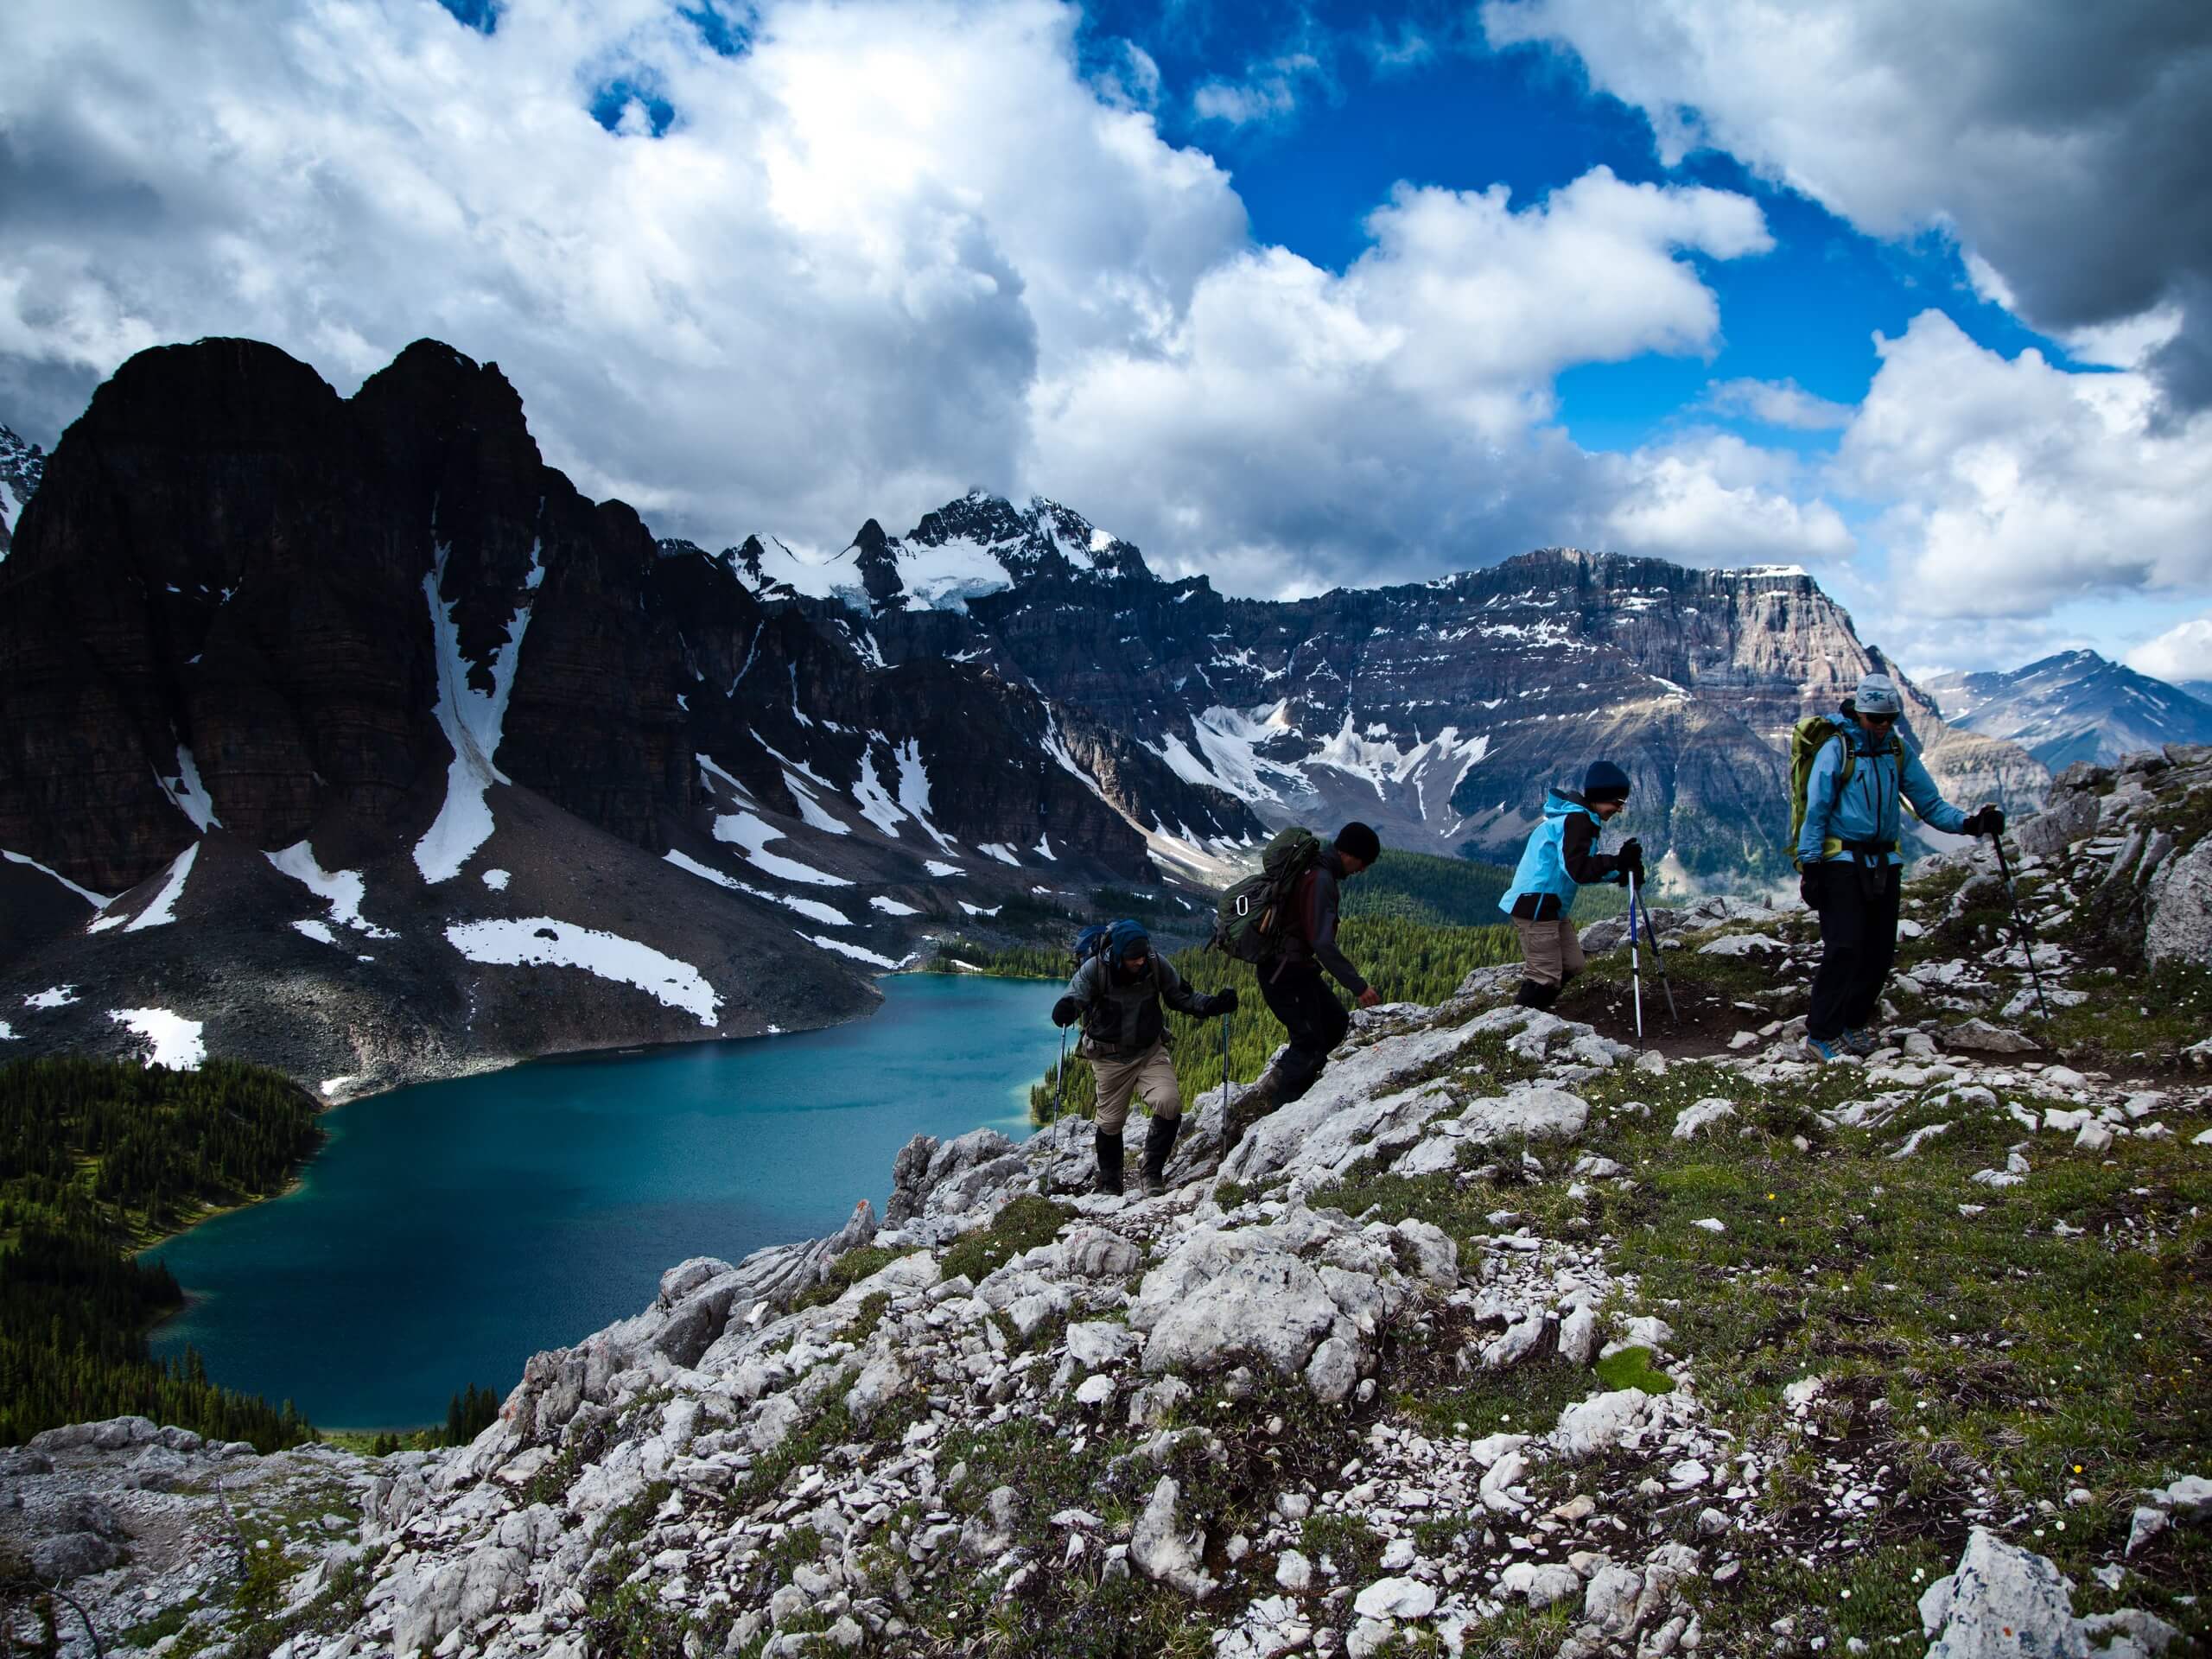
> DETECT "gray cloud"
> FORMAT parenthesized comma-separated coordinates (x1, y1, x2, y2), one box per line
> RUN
(1485, 0, 2212, 406)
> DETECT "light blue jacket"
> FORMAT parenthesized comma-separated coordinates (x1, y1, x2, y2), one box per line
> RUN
(1499, 791, 1608, 919)
(1796, 722, 1967, 867)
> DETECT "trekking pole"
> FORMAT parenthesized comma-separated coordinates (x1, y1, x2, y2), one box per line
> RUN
(1636, 881, 1680, 1028)
(1052, 1027, 1068, 1126)
(1989, 830, 2056, 1026)
(1626, 870, 1645, 1046)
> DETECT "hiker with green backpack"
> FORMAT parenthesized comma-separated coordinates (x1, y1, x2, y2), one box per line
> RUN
(1792, 671, 2003, 1062)
(1214, 822, 1382, 1146)
(1052, 918, 1236, 1196)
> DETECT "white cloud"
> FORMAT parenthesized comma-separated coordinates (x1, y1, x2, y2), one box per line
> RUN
(1701, 377, 1853, 431)
(2126, 613, 2212, 685)
(1192, 51, 1328, 126)
(1482, 0, 2212, 406)
(1599, 433, 1852, 566)
(1029, 166, 1789, 592)
(1835, 310, 2212, 618)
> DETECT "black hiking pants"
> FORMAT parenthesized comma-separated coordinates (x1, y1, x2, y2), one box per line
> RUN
(1259, 963, 1351, 1103)
(1808, 861, 1901, 1041)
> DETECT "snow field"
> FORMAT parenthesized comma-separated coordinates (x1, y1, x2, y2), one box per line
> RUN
(109, 1007, 207, 1070)
(711, 813, 852, 887)
(664, 850, 852, 926)
(3, 849, 111, 908)
(444, 918, 721, 1028)
(268, 840, 397, 938)
(799, 932, 905, 969)
(416, 541, 540, 883)
(123, 842, 200, 932)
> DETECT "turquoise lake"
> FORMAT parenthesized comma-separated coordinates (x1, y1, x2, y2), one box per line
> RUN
(147, 974, 1062, 1429)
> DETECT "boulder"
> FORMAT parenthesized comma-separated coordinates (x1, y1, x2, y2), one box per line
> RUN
(1672, 1098, 1737, 1141)
(1918, 1529, 2088, 1659)
(2145, 838, 2212, 968)
(29, 1531, 122, 1583)
(1130, 1477, 1213, 1599)
(1945, 1020, 2039, 1054)
(1136, 1247, 1347, 1378)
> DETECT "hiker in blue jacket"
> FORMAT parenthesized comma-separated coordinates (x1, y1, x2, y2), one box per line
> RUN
(1797, 672, 2002, 1061)
(1498, 761, 1642, 1009)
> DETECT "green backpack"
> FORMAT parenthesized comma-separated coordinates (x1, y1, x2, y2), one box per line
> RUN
(1786, 715, 1904, 868)
(1211, 827, 1322, 963)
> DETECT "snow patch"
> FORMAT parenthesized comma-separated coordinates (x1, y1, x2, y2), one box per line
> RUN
(320, 1076, 357, 1098)
(155, 746, 222, 831)
(959, 901, 1003, 918)
(482, 868, 511, 891)
(416, 540, 539, 883)
(110, 1007, 206, 1070)
(0, 1021, 13, 1040)
(1033, 832, 1056, 861)
(445, 917, 721, 1027)
(712, 812, 854, 887)
(782, 771, 852, 836)
(925, 858, 965, 878)
(851, 745, 908, 837)
(124, 842, 199, 931)
(869, 895, 922, 916)
(3, 849, 111, 909)
(696, 751, 756, 807)
(976, 842, 1021, 866)
(24, 985, 77, 1009)
(665, 849, 852, 925)
(894, 739, 958, 853)
(801, 932, 904, 969)
(267, 841, 397, 938)
(292, 918, 339, 945)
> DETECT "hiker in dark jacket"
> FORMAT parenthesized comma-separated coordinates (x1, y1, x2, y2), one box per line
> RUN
(1230, 823, 1382, 1141)
(1796, 671, 1996, 1062)
(1052, 918, 1235, 1196)
(1498, 760, 1642, 1009)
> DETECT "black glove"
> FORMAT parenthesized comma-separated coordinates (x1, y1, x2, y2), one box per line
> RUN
(1617, 838, 1645, 885)
(1051, 995, 1080, 1028)
(1798, 862, 1824, 909)
(1963, 805, 2005, 837)
(1207, 988, 1240, 1016)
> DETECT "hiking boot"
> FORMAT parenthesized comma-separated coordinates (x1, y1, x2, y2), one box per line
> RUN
(1093, 1131, 1124, 1196)
(1802, 1034, 1847, 1064)
(1842, 1027, 1879, 1056)
(1141, 1114, 1181, 1198)
(1514, 978, 1560, 1010)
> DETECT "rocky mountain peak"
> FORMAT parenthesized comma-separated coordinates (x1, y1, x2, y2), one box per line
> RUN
(1921, 650, 2212, 770)
(0, 423, 47, 560)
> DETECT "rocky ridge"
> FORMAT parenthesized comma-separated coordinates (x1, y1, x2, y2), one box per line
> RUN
(6, 747, 2209, 1657)
(1923, 652, 2212, 772)
(0, 423, 42, 560)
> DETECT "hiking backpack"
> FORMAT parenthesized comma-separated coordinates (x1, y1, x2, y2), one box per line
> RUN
(1211, 826, 1322, 964)
(1071, 921, 1166, 987)
(1785, 714, 1908, 868)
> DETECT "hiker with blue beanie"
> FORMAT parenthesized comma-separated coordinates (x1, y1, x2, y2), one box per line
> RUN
(1498, 761, 1643, 1010)
(1052, 918, 1235, 1196)
(1796, 671, 2001, 1062)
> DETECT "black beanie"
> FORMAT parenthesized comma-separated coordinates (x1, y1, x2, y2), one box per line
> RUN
(1581, 760, 1631, 803)
(1336, 821, 1382, 863)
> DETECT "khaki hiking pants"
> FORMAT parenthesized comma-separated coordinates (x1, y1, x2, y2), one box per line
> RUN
(1513, 915, 1586, 990)
(1087, 1040, 1181, 1135)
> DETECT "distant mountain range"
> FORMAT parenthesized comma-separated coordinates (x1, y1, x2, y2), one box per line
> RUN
(0, 337, 2051, 1090)
(1921, 650, 2212, 770)
(0, 424, 45, 561)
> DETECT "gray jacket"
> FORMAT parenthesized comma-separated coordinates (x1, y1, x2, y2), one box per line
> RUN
(1066, 953, 1219, 1060)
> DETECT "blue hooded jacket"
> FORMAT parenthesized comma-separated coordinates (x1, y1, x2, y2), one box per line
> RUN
(1796, 721, 1967, 867)
(1499, 790, 1624, 920)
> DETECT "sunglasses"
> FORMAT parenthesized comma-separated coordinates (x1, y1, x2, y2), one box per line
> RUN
(1862, 713, 1897, 726)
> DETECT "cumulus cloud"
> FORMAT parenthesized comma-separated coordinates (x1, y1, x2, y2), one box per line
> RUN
(1701, 377, 1853, 431)
(1483, 0, 2212, 407)
(1192, 50, 1331, 127)
(1598, 432, 1851, 567)
(1029, 167, 1815, 593)
(2126, 614, 2212, 686)
(1835, 310, 2212, 618)
(0, 0, 1831, 597)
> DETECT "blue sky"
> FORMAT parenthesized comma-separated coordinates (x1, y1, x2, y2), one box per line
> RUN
(7, 0, 2210, 676)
